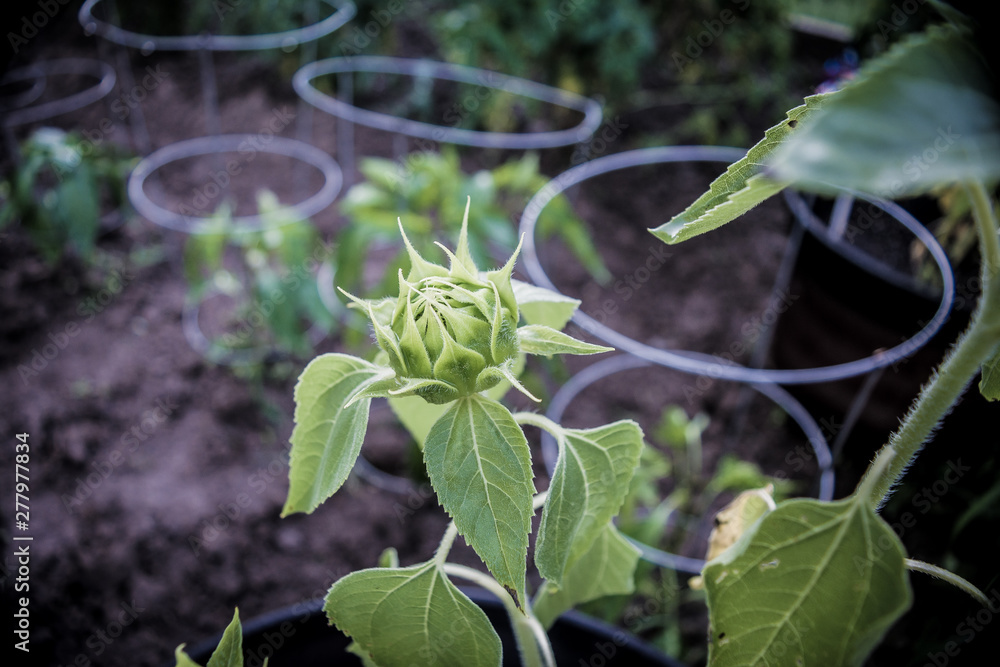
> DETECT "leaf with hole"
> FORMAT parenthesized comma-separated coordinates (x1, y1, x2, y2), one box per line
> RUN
(703, 497, 911, 667)
(649, 95, 829, 245)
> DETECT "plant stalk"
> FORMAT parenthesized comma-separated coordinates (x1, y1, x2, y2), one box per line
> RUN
(443, 563, 555, 667)
(435, 521, 459, 565)
(860, 180, 1000, 508)
(967, 180, 999, 280)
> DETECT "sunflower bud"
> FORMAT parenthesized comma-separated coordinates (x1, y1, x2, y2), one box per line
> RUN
(344, 200, 523, 404)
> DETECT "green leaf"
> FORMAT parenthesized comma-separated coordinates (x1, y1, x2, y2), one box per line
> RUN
(532, 522, 640, 630)
(517, 324, 613, 356)
(206, 609, 243, 667)
(534, 420, 643, 585)
(512, 279, 581, 330)
(703, 497, 912, 667)
(282, 354, 382, 516)
(768, 25, 1000, 197)
(325, 561, 502, 667)
(649, 95, 829, 244)
(173, 646, 203, 667)
(980, 349, 1000, 400)
(424, 396, 534, 608)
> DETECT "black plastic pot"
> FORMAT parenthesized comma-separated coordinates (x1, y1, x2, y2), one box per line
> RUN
(177, 588, 684, 667)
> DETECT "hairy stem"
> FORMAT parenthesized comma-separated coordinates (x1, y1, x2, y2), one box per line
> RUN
(435, 521, 459, 565)
(905, 559, 991, 607)
(859, 180, 1000, 508)
(513, 411, 561, 435)
(443, 563, 555, 667)
(967, 181, 999, 280)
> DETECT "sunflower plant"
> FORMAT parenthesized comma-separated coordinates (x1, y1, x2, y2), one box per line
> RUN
(265, 200, 647, 667)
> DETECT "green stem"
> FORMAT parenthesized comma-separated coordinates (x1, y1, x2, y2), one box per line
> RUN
(443, 563, 555, 667)
(859, 181, 1000, 508)
(512, 411, 561, 435)
(905, 558, 991, 607)
(967, 181, 999, 280)
(435, 521, 459, 566)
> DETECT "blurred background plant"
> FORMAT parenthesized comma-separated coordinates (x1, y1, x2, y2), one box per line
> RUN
(335, 146, 609, 299)
(579, 404, 796, 664)
(0, 126, 135, 267)
(182, 190, 337, 374)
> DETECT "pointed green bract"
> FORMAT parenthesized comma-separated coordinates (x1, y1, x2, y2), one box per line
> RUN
(649, 95, 829, 245)
(533, 522, 640, 630)
(535, 420, 643, 585)
(424, 396, 534, 609)
(517, 324, 613, 356)
(325, 562, 502, 667)
(768, 25, 1000, 197)
(282, 354, 381, 516)
(355, 209, 523, 405)
(703, 497, 912, 667)
(980, 350, 1000, 400)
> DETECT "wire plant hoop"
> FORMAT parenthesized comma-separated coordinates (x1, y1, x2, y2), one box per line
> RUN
(541, 353, 835, 574)
(294, 55, 603, 149)
(127, 134, 343, 234)
(518, 145, 955, 385)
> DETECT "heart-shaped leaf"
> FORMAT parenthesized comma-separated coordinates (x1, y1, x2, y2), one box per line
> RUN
(424, 396, 535, 609)
(703, 497, 912, 667)
(326, 561, 502, 667)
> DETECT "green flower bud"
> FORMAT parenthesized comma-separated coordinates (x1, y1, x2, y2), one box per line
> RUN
(344, 200, 523, 405)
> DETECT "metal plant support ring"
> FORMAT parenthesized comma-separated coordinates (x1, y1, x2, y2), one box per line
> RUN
(127, 134, 342, 234)
(78, 0, 355, 52)
(518, 145, 955, 385)
(293, 56, 603, 149)
(541, 353, 835, 574)
(1, 58, 116, 127)
(182, 282, 332, 367)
